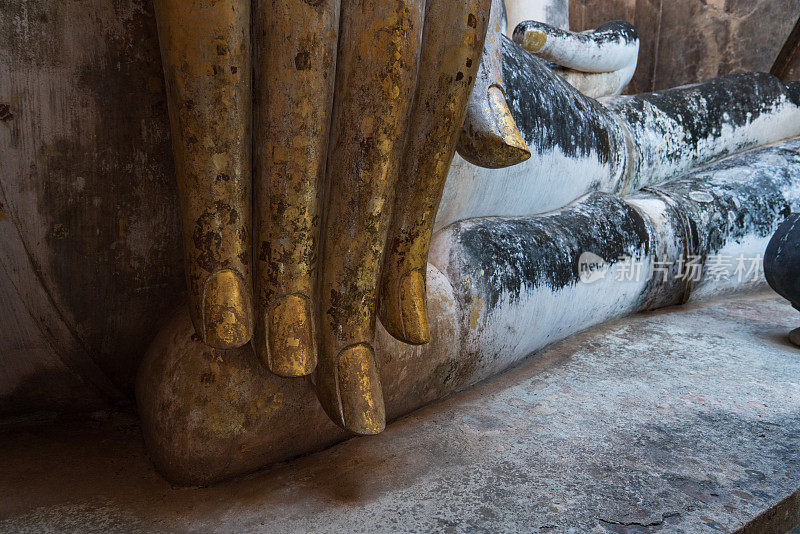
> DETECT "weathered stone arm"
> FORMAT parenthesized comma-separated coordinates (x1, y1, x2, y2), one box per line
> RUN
(603, 75, 800, 190)
(435, 38, 800, 230)
(514, 17, 640, 98)
(513, 19, 639, 74)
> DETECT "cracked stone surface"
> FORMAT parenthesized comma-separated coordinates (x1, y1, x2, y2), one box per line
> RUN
(2, 291, 800, 533)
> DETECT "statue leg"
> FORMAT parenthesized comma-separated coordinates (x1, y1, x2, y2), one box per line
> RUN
(252, 0, 340, 376)
(315, 0, 426, 434)
(379, 0, 491, 344)
(153, 0, 253, 349)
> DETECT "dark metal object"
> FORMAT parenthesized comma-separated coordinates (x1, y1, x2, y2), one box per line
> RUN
(765, 213, 800, 346)
(771, 15, 800, 82)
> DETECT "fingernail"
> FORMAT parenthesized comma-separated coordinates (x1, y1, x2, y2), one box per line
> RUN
(336, 344, 385, 435)
(521, 29, 547, 52)
(267, 295, 317, 377)
(488, 85, 531, 165)
(399, 269, 430, 344)
(202, 269, 252, 349)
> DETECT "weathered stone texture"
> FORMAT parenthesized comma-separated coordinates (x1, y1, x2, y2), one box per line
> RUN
(3, 293, 800, 532)
(772, 17, 800, 81)
(0, 0, 185, 415)
(570, 0, 800, 93)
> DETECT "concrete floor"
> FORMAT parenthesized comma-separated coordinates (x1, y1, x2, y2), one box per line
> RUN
(2, 292, 800, 533)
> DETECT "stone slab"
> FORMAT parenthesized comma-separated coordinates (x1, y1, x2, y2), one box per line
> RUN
(2, 291, 800, 533)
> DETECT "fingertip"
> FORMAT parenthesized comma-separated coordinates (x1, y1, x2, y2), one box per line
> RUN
(315, 343, 385, 435)
(264, 295, 317, 377)
(458, 85, 531, 169)
(201, 269, 252, 350)
(520, 28, 547, 53)
(487, 85, 531, 165)
(337, 344, 386, 435)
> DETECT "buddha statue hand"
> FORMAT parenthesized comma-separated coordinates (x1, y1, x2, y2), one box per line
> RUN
(153, 0, 533, 434)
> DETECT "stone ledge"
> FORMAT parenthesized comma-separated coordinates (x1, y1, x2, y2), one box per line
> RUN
(2, 291, 800, 533)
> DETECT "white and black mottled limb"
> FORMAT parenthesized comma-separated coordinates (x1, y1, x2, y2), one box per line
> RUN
(604, 72, 800, 191)
(431, 139, 800, 377)
(550, 63, 637, 98)
(512, 19, 638, 73)
(436, 39, 800, 229)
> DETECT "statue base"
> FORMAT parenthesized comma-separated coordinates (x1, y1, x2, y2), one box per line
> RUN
(2, 292, 799, 532)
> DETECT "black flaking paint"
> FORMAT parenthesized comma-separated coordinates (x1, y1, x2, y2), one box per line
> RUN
(513, 20, 638, 46)
(501, 36, 621, 164)
(448, 193, 650, 310)
(594, 21, 638, 44)
(787, 81, 800, 106)
(610, 73, 793, 161)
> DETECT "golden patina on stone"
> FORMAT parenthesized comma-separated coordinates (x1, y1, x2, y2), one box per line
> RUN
(379, 0, 491, 346)
(153, 0, 526, 434)
(202, 269, 253, 349)
(153, 0, 253, 350)
(522, 29, 548, 53)
(457, 0, 532, 169)
(266, 294, 317, 377)
(252, 0, 338, 377)
(334, 344, 386, 435)
(314, 0, 426, 434)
